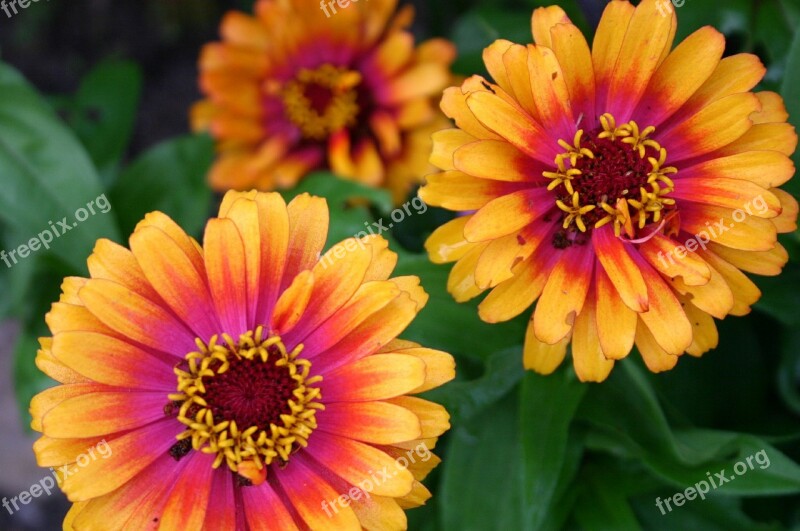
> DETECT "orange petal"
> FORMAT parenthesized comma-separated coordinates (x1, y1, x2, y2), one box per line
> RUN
(638, 233, 712, 286)
(419, 171, 529, 211)
(425, 215, 473, 264)
(42, 390, 168, 438)
(464, 188, 552, 242)
(523, 319, 569, 375)
(430, 128, 476, 171)
(572, 294, 614, 383)
(320, 402, 421, 444)
(454, 139, 545, 182)
(78, 278, 195, 355)
(636, 26, 724, 127)
(594, 265, 636, 360)
(593, 225, 649, 312)
(592, 0, 636, 107)
(605, 0, 676, 120)
(660, 92, 761, 161)
(633, 256, 692, 355)
(679, 204, 777, 252)
(130, 225, 219, 339)
(204, 218, 249, 336)
(706, 242, 787, 276)
(59, 420, 178, 501)
(306, 432, 414, 497)
(51, 331, 172, 390)
(533, 242, 594, 344)
(531, 6, 571, 48)
(635, 320, 679, 373)
(466, 91, 558, 164)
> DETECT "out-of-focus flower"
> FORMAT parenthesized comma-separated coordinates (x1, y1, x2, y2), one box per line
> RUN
(192, 0, 455, 204)
(31, 191, 453, 529)
(421, 0, 797, 382)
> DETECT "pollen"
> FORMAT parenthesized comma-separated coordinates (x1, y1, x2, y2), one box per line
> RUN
(545, 113, 677, 239)
(282, 64, 362, 140)
(168, 327, 323, 476)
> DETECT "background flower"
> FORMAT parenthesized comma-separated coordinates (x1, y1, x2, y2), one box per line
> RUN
(192, 0, 455, 203)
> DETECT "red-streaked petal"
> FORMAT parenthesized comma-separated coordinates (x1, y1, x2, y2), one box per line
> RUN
(42, 390, 167, 438)
(319, 402, 422, 444)
(533, 241, 594, 344)
(204, 218, 249, 336)
(78, 279, 196, 356)
(304, 431, 414, 497)
(593, 225, 649, 312)
(51, 332, 173, 390)
(323, 354, 426, 402)
(60, 419, 179, 501)
(130, 226, 219, 340)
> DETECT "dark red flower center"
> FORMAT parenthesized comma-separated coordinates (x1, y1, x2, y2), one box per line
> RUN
(203, 351, 296, 429)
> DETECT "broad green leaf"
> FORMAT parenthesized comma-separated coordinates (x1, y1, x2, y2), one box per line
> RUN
(574, 466, 643, 531)
(52, 60, 142, 183)
(423, 346, 524, 425)
(109, 133, 214, 239)
(521, 369, 587, 530)
(450, 7, 533, 76)
(781, 24, 800, 200)
(579, 360, 800, 497)
(439, 394, 525, 531)
(0, 62, 119, 272)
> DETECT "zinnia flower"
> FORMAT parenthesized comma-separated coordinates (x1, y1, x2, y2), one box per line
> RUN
(421, 0, 798, 382)
(191, 0, 455, 204)
(31, 191, 453, 528)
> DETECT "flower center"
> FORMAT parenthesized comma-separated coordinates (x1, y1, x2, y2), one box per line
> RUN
(544, 113, 677, 239)
(282, 64, 361, 140)
(167, 327, 323, 480)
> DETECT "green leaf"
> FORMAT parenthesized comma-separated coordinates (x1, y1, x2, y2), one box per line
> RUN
(0, 61, 120, 272)
(423, 346, 524, 425)
(579, 360, 800, 497)
(109, 133, 214, 239)
(778, 329, 800, 416)
(282, 172, 392, 249)
(574, 466, 643, 531)
(439, 394, 525, 531)
(450, 7, 533, 76)
(52, 60, 142, 183)
(521, 369, 587, 530)
(781, 22, 800, 200)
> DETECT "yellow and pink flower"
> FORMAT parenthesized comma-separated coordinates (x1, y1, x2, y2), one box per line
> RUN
(31, 191, 453, 528)
(192, 0, 455, 203)
(421, 0, 798, 382)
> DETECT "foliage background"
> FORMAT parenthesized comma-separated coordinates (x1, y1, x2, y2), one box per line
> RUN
(0, 0, 799, 529)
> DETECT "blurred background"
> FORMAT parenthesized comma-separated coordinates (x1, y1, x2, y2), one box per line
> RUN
(1, 0, 799, 529)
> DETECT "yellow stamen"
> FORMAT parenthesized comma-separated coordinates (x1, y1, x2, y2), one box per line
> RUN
(282, 64, 361, 140)
(556, 129, 595, 166)
(543, 157, 582, 195)
(170, 327, 323, 473)
(621, 121, 661, 158)
(556, 192, 595, 232)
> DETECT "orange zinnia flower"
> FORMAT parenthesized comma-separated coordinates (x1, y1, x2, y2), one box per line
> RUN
(421, 0, 798, 382)
(31, 191, 453, 528)
(192, 0, 455, 203)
